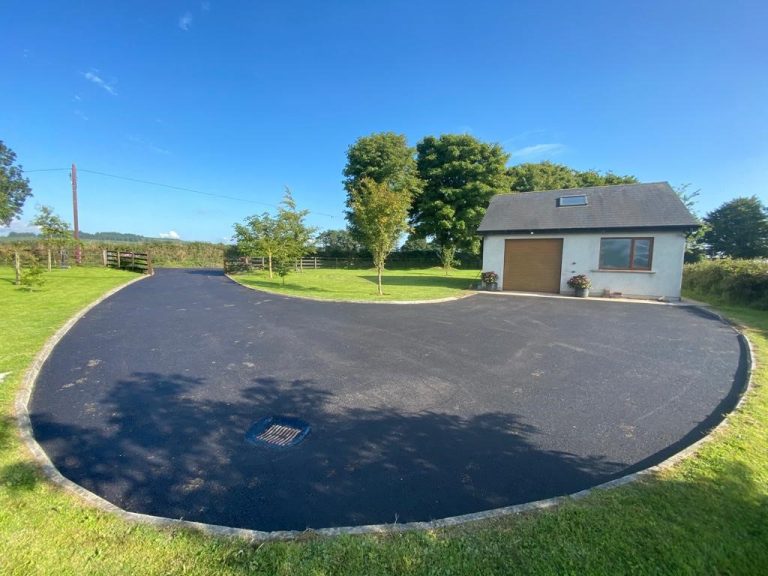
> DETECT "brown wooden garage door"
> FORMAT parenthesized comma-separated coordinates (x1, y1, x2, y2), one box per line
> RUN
(503, 239, 563, 293)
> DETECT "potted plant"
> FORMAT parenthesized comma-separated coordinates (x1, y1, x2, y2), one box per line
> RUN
(481, 271, 499, 291)
(567, 274, 591, 297)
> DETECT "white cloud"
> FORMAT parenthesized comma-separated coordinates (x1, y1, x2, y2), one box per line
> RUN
(501, 130, 549, 145)
(201, 1, 211, 11)
(74, 109, 89, 121)
(511, 143, 565, 158)
(127, 134, 171, 155)
(0, 218, 40, 236)
(179, 12, 193, 30)
(159, 231, 181, 239)
(150, 144, 171, 155)
(83, 70, 117, 95)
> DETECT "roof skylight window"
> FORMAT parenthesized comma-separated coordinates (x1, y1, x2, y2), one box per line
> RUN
(557, 195, 588, 207)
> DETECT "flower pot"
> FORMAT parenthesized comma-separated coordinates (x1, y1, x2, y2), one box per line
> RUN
(487, 282, 498, 291)
(575, 287, 589, 298)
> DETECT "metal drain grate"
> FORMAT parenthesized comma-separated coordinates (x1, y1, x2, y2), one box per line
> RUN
(245, 415, 311, 448)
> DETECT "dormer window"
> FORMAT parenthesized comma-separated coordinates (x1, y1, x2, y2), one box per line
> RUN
(557, 195, 587, 207)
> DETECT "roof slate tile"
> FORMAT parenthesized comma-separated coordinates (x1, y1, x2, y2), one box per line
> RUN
(477, 182, 700, 233)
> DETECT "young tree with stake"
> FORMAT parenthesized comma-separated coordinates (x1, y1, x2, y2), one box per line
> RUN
(233, 213, 282, 278)
(32, 205, 73, 271)
(349, 177, 412, 296)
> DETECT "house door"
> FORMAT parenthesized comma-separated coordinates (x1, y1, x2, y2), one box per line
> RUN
(502, 239, 563, 293)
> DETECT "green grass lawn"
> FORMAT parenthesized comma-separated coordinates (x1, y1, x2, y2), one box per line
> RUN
(1, 266, 766, 574)
(231, 267, 481, 301)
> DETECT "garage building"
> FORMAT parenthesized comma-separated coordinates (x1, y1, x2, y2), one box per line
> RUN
(477, 182, 700, 300)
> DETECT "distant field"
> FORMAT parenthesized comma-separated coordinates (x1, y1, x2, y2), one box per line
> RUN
(231, 267, 481, 301)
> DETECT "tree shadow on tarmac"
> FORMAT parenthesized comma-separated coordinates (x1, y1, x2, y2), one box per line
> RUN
(31, 372, 626, 532)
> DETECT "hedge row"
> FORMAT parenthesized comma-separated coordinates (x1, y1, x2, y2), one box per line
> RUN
(683, 259, 768, 309)
(0, 240, 227, 268)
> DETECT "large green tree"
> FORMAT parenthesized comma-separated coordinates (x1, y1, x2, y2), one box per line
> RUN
(349, 177, 412, 295)
(704, 196, 768, 258)
(31, 205, 73, 271)
(507, 161, 637, 192)
(1, 141, 33, 226)
(411, 134, 509, 272)
(343, 132, 421, 239)
(315, 229, 363, 254)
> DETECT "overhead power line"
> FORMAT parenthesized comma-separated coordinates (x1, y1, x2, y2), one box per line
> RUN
(24, 167, 336, 218)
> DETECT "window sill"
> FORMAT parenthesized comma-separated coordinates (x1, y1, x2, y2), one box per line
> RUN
(592, 269, 655, 274)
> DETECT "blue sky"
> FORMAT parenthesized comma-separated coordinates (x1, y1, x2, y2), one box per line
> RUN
(2, 1, 766, 242)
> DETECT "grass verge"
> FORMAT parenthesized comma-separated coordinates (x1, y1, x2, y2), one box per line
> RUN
(0, 269, 766, 574)
(230, 267, 480, 301)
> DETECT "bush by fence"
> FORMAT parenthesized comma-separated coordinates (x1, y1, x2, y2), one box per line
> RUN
(683, 259, 768, 309)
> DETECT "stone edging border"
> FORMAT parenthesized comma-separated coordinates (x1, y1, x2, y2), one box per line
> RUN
(15, 276, 755, 542)
(225, 273, 477, 305)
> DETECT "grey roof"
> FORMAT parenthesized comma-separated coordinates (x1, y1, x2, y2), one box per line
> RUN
(477, 182, 700, 234)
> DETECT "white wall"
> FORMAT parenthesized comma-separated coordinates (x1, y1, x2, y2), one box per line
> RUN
(482, 231, 687, 300)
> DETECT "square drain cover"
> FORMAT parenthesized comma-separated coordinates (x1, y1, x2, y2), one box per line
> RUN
(245, 415, 310, 448)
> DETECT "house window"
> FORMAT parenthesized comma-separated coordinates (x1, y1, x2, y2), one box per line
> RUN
(599, 238, 653, 271)
(557, 195, 588, 207)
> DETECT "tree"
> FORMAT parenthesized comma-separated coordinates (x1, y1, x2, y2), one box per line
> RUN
(275, 188, 316, 276)
(31, 205, 73, 271)
(0, 141, 33, 226)
(349, 177, 412, 295)
(343, 133, 422, 240)
(674, 184, 707, 263)
(315, 229, 363, 254)
(675, 183, 701, 213)
(233, 190, 315, 280)
(411, 134, 510, 273)
(507, 161, 577, 192)
(233, 213, 282, 278)
(704, 196, 768, 259)
(399, 233, 433, 252)
(507, 161, 637, 192)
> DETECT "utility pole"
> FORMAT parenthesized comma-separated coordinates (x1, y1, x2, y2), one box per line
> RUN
(71, 163, 81, 265)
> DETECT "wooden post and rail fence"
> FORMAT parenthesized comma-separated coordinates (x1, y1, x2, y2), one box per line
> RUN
(223, 254, 482, 273)
(223, 256, 367, 274)
(103, 250, 153, 274)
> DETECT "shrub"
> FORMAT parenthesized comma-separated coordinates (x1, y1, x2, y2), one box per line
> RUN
(683, 259, 768, 309)
(567, 274, 592, 289)
(17, 256, 46, 290)
(481, 271, 498, 284)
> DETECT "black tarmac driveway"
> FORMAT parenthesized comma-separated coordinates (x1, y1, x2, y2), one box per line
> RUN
(30, 269, 747, 531)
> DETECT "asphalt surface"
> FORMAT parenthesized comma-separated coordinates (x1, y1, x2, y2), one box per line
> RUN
(30, 269, 747, 531)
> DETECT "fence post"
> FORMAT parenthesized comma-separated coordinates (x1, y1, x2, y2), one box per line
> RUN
(14, 250, 21, 285)
(102, 249, 107, 267)
(117, 251, 121, 269)
(147, 253, 153, 275)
